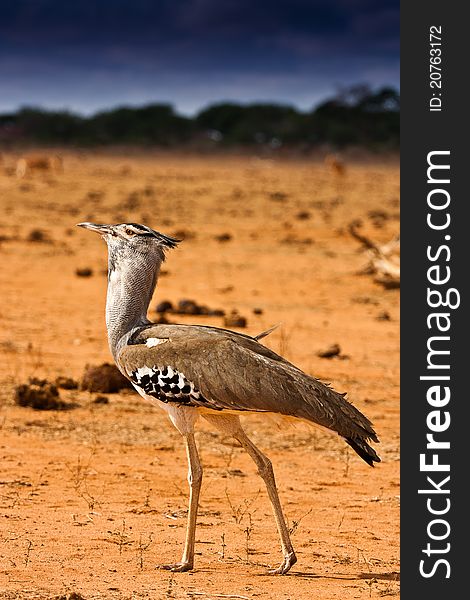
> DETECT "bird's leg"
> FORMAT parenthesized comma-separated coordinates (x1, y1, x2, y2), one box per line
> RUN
(180, 433, 203, 568)
(157, 432, 203, 572)
(203, 414, 296, 575)
(233, 428, 297, 575)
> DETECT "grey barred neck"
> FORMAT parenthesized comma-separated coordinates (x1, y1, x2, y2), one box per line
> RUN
(105, 255, 160, 361)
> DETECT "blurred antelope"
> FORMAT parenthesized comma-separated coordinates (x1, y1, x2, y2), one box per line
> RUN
(324, 153, 346, 177)
(16, 154, 63, 178)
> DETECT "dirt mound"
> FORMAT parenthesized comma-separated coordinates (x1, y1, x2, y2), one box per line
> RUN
(80, 363, 132, 393)
(14, 378, 76, 410)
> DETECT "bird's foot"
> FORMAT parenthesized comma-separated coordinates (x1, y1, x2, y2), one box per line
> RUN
(267, 551, 297, 575)
(156, 561, 193, 572)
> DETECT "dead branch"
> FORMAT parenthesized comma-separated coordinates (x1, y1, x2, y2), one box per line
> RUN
(348, 220, 400, 288)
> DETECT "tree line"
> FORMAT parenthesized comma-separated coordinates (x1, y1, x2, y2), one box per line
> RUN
(0, 85, 399, 150)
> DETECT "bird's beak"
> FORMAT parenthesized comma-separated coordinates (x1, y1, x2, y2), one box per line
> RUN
(76, 222, 113, 236)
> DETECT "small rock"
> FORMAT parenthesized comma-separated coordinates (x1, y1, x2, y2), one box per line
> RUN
(317, 344, 341, 359)
(165, 298, 225, 317)
(123, 191, 140, 209)
(54, 592, 87, 600)
(177, 299, 202, 315)
(93, 395, 109, 404)
(155, 314, 172, 324)
(351, 296, 379, 306)
(75, 267, 93, 277)
(280, 235, 313, 246)
(27, 229, 49, 243)
(296, 211, 311, 220)
(155, 300, 173, 313)
(376, 311, 391, 321)
(269, 191, 288, 202)
(55, 376, 79, 390)
(86, 190, 104, 201)
(376, 277, 400, 290)
(81, 363, 132, 393)
(214, 233, 232, 242)
(253, 307, 263, 315)
(196, 305, 211, 315)
(171, 229, 195, 240)
(228, 469, 246, 477)
(224, 310, 247, 328)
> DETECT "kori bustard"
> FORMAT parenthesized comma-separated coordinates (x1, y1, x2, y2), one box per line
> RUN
(78, 222, 380, 574)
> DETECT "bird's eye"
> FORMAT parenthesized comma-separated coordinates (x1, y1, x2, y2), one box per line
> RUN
(125, 228, 135, 236)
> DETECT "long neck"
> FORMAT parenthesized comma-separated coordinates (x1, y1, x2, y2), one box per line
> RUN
(105, 255, 159, 360)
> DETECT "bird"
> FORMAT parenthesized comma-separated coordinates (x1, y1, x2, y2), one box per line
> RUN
(77, 221, 380, 575)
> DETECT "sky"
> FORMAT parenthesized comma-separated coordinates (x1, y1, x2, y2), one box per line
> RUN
(0, 0, 399, 116)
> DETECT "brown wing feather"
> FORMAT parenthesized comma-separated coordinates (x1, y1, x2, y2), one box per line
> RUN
(119, 324, 379, 445)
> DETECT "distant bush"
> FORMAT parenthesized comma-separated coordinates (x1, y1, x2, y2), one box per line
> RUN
(196, 102, 305, 145)
(84, 104, 194, 145)
(0, 85, 399, 150)
(312, 86, 399, 147)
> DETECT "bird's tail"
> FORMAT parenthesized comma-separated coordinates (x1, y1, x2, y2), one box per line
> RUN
(344, 436, 381, 467)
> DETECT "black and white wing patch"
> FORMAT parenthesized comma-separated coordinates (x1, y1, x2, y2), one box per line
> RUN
(130, 365, 220, 409)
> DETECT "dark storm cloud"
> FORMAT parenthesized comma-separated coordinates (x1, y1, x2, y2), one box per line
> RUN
(0, 0, 399, 114)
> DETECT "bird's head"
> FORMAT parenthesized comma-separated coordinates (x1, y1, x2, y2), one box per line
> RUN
(77, 222, 180, 272)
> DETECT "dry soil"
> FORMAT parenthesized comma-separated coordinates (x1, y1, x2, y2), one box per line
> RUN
(0, 151, 400, 599)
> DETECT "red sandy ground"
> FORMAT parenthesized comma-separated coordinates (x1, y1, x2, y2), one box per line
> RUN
(0, 152, 399, 599)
